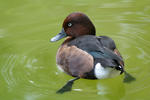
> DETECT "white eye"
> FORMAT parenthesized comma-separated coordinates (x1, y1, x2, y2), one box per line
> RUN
(68, 23, 72, 27)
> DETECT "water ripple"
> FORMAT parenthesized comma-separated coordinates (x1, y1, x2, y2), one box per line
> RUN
(136, 47, 150, 64)
(1, 54, 17, 88)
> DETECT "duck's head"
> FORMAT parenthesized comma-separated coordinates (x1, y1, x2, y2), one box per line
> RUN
(51, 12, 96, 42)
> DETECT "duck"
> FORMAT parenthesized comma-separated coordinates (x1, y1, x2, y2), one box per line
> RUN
(50, 12, 135, 94)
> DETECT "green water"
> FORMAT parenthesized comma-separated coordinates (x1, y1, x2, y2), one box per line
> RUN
(0, 0, 150, 100)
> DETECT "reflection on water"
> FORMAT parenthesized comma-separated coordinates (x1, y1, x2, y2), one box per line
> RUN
(97, 83, 108, 95)
(24, 93, 41, 100)
(0, 0, 150, 100)
(97, 79, 125, 100)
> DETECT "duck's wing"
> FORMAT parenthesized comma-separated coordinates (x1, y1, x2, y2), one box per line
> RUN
(68, 35, 124, 67)
(96, 36, 116, 51)
(97, 36, 123, 59)
(88, 46, 123, 67)
(96, 36, 124, 66)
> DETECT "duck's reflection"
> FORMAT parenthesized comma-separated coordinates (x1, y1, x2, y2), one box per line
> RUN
(96, 78, 125, 100)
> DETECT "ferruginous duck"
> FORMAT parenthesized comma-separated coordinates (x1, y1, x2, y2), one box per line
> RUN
(51, 12, 135, 94)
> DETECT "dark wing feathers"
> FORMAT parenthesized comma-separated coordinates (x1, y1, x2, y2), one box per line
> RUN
(88, 47, 122, 62)
(97, 36, 116, 51)
(68, 35, 123, 68)
(94, 58, 118, 68)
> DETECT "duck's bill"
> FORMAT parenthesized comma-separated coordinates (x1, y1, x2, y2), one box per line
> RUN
(50, 28, 67, 42)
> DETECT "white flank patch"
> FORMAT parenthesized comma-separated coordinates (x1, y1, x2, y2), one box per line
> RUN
(94, 63, 120, 79)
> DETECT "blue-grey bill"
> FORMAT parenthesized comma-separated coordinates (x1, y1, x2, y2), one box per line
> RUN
(50, 28, 67, 42)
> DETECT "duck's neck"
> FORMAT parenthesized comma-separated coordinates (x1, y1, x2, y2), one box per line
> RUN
(62, 36, 75, 45)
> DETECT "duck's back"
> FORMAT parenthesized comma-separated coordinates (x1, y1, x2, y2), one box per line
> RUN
(68, 35, 116, 52)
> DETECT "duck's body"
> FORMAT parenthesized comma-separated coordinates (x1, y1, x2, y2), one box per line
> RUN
(51, 12, 134, 94)
(56, 35, 124, 79)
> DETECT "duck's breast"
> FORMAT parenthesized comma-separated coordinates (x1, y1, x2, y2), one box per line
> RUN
(56, 43, 94, 78)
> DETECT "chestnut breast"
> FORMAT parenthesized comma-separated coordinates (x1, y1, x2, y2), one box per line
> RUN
(56, 38, 94, 78)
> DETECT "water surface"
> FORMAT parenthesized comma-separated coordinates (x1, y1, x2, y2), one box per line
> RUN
(0, 0, 150, 100)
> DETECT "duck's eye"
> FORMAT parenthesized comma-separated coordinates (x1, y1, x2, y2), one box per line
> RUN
(68, 23, 72, 27)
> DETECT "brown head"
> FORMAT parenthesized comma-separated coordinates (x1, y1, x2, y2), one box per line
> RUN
(51, 12, 96, 42)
